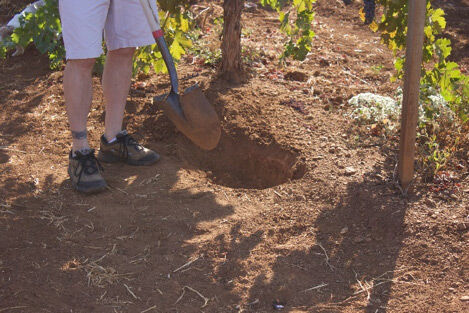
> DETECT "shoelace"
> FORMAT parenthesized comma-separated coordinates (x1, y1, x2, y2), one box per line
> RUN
(74, 149, 103, 184)
(117, 134, 143, 159)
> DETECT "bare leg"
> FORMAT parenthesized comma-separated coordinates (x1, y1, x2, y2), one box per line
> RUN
(102, 47, 136, 141)
(63, 58, 96, 152)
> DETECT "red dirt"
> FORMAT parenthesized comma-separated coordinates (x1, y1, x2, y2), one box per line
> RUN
(1, 1, 468, 313)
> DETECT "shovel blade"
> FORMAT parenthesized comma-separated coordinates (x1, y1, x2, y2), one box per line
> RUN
(156, 85, 221, 150)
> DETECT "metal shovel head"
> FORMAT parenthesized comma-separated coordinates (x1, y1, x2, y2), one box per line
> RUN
(156, 85, 221, 151)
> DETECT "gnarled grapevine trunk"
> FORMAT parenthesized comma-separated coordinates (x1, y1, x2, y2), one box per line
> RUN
(221, 0, 244, 83)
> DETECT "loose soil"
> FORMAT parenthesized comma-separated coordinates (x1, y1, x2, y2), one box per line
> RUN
(1, 1, 468, 313)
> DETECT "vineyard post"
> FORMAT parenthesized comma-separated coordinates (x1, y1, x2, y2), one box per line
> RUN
(398, 0, 426, 191)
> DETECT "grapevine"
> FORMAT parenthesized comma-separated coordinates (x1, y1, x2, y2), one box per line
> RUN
(260, 0, 317, 61)
(366, 0, 468, 176)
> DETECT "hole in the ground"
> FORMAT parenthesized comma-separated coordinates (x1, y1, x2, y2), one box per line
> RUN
(179, 133, 306, 189)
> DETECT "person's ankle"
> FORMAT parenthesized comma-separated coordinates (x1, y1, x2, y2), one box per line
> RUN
(72, 142, 91, 156)
(104, 130, 125, 144)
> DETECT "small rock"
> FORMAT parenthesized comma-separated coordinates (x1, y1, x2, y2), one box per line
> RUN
(244, 2, 258, 12)
(319, 58, 330, 67)
(456, 222, 468, 231)
(340, 227, 349, 234)
(451, 282, 461, 288)
(448, 287, 456, 293)
(284, 71, 308, 82)
(460, 295, 469, 302)
(425, 198, 436, 207)
(345, 167, 357, 176)
(353, 236, 364, 243)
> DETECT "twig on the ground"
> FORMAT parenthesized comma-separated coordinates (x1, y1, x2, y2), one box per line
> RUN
(340, 268, 417, 304)
(222, 190, 229, 201)
(316, 242, 335, 271)
(173, 256, 200, 273)
(0, 306, 28, 312)
(354, 270, 371, 301)
(82, 256, 133, 288)
(130, 246, 151, 264)
(301, 283, 328, 293)
(273, 190, 283, 198)
(353, 280, 390, 297)
(107, 185, 129, 195)
(0, 146, 27, 154)
(38, 210, 68, 230)
(140, 173, 160, 185)
(175, 286, 209, 308)
(140, 305, 157, 313)
(124, 283, 138, 300)
(99, 291, 107, 301)
(117, 227, 139, 240)
(340, 66, 368, 85)
(0, 203, 15, 215)
(392, 159, 412, 196)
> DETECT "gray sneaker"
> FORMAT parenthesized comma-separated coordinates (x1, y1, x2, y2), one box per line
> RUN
(98, 130, 160, 166)
(68, 149, 107, 194)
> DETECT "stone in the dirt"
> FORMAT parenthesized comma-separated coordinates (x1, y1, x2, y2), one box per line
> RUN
(353, 236, 365, 243)
(460, 295, 469, 301)
(340, 226, 348, 234)
(284, 71, 308, 82)
(345, 167, 357, 176)
(244, 2, 258, 12)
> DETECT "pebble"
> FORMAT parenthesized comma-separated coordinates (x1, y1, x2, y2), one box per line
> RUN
(353, 236, 364, 243)
(345, 167, 357, 176)
(340, 227, 349, 234)
(425, 198, 436, 207)
(460, 296, 469, 302)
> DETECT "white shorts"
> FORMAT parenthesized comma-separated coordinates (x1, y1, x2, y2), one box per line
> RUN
(59, 0, 158, 59)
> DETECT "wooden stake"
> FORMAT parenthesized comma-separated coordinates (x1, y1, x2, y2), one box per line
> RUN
(398, 0, 427, 190)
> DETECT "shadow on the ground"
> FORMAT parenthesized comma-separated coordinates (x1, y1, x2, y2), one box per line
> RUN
(0, 147, 241, 313)
(242, 150, 420, 312)
(0, 49, 50, 139)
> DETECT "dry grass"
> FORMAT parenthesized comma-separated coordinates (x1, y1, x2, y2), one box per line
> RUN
(38, 210, 68, 230)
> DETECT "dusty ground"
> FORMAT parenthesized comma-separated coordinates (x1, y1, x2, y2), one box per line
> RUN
(1, 1, 468, 312)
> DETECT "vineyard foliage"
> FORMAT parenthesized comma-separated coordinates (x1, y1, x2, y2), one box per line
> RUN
(371, 0, 468, 124)
(0, 0, 467, 174)
(366, 0, 468, 175)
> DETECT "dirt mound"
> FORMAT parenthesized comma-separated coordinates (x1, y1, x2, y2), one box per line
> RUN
(179, 132, 306, 189)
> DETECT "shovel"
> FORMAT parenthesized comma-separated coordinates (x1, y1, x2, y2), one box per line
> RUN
(139, 0, 221, 151)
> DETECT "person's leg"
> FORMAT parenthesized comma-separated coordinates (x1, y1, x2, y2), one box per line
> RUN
(102, 47, 135, 141)
(63, 58, 95, 152)
(98, 47, 160, 166)
(97, 0, 160, 166)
